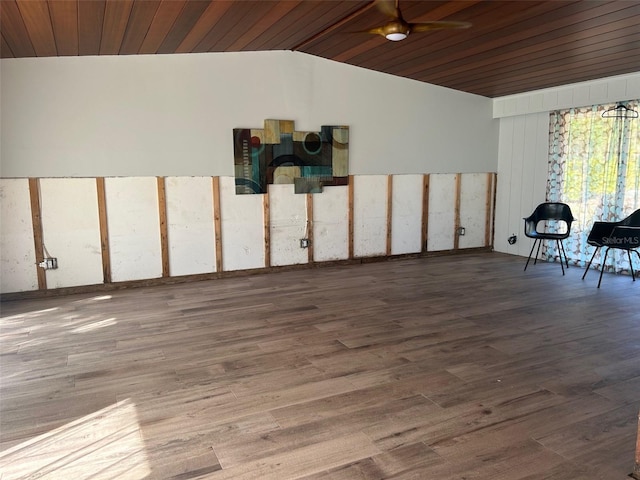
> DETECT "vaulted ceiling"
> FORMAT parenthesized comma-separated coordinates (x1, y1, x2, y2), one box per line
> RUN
(2, 0, 639, 98)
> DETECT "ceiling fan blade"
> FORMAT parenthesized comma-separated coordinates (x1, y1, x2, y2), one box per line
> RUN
(362, 26, 389, 37)
(374, 0, 402, 20)
(409, 21, 472, 33)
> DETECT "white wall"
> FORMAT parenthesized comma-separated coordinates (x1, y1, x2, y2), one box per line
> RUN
(492, 73, 640, 256)
(353, 175, 388, 257)
(219, 176, 265, 272)
(0, 50, 500, 294)
(0, 51, 497, 178)
(105, 177, 163, 282)
(493, 72, 640, 118)
(427, 174, 457, 251)
(312, 186, 349, 262)
(0, 179, 38, 293)
(391, 175, 423, 255)
(39, 178, 103, 288)
(269, 184, 308, 267)
(165, 177, 216, 276)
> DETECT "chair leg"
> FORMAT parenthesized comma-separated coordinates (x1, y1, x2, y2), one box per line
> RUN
(597, 248, 611, 288)
(524, 239, 538, 271)
(559, 240, 569, 268)
(557, 240, 565, 275)
(582, 247, 599, 280)
(633, 250, 640, 280)
(628, 250, 636, 282)
(533, 239, 543, 265)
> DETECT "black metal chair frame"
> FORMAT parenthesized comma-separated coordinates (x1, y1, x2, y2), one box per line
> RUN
(523, 202, 575, 275)
(582, 223, 640, 288)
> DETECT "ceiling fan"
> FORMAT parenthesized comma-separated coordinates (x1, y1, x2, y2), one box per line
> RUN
(365, 0, 471, 41)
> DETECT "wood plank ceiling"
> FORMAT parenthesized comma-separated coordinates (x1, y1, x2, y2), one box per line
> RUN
(1, 0, 639, 98)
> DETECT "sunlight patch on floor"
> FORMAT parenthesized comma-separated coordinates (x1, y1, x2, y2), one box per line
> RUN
(0, 399, 150, 480)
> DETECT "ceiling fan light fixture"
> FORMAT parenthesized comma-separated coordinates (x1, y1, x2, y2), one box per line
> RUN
(382, 20, 409, 41)
(385, 32, 407, 41)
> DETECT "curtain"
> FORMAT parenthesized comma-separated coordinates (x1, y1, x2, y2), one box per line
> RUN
(547, 100, 640, 274)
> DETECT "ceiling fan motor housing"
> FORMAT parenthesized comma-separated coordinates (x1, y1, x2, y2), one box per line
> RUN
(384, 20, 410, 40)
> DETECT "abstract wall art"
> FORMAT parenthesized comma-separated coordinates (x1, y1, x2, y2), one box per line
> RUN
(233, 119, 349, 194)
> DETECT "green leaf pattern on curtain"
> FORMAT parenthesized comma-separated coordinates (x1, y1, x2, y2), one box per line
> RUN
(547, 100, 640, 274)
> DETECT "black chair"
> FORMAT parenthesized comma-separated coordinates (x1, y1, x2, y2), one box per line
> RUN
(523, 202, 575, 275)
(582, 209, 640, 288)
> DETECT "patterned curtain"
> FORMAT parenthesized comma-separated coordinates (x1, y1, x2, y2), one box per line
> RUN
(547, 100, 640, 274)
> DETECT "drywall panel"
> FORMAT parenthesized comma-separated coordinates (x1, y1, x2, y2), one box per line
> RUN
(0, 179, 38, 293)
(219, 176, 264, 271)
(353, 175, 387, 258)
(427, 174, 456, 251)
(269, 184, 308, 267)
(39, 178, 103, 288)
(301, 55, 497, 175)
(391, 175, 423, 255)
(165, 177, 216, 276)
(459, 173, 490, 249)
(105, 177, 162, 282)
(312, 186, 349, 262)
(1, 51, 496, 178)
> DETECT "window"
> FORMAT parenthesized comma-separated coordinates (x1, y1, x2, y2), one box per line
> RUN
(547, 100, 640, 274)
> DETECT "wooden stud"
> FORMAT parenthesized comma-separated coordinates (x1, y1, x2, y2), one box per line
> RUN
(386, 175, 393, 256)
(306, 193, 314, 264)
(491, 172, 498, 249)
(263, 188, 271, 268)
(348, 175, 354, 259)
(454, 173, 461, 250)
(157, 177, 170, 278)
(485, 172, 493, 247)
(96, 177, 112, 284)
(212, 177, 223, 273)
(422, 174, 430, 253)
(28, 178, 46, 290)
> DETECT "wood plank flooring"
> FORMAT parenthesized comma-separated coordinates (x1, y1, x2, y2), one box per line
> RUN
(1, 252, 639, 479)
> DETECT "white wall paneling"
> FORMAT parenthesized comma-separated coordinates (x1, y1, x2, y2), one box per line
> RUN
(390, 175, 423, 255)
(219, 176, 265, 272)
(0, 179, 38, 293)
(493, 72, 640, 118)
(269, 184, 308, 267)
(494, 112, 550, 257)
(427, 174, 457, 251)
(165, 177, 216, 276)
(492, 74, 640, 258)
(312, 186, 349, 262)
(353, 175, 388, 258)
(105, 177, 163, 282)
(39, 178, 103, 289)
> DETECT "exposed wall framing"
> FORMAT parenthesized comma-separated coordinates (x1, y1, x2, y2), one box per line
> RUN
(422, 174, 430, 252)
(96, 177, 112, 283)
(212, 176, 223, 273)
(157, 176, 170, 278)
(1, 173, 496, 297)
(28, 178, 46, 290)
(386, 175, 393, 256)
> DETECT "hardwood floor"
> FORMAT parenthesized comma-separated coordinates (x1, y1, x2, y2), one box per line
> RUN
(1, 252, 639, 479)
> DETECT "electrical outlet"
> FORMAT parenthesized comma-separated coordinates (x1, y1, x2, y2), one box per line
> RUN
(299, 238, 309, 249)
(39, 257, 58, 269)
(457, 227, 466, 236)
